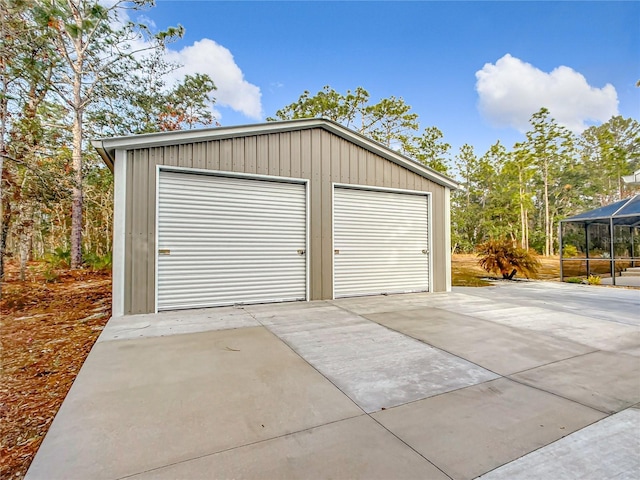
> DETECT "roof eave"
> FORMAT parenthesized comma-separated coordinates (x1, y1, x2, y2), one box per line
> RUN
(91, 139, 113, 172)
(92, 118, 460, 190)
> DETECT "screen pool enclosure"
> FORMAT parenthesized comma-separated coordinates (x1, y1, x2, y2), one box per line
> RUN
(559, 195, 640, 285)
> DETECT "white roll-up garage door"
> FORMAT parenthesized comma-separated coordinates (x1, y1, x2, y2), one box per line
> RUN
(157, 170, 307, 310)
(333, 186, 429, 297)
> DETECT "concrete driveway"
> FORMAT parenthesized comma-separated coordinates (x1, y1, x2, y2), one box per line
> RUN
(26, 282, 640, 480)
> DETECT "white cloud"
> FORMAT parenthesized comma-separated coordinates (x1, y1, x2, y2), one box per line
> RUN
(165, 39, 263, 120)
(104, 5, 262, 122)
(475, 54, 618, 132)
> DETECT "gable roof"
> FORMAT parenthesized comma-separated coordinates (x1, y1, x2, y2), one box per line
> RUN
(92, 118, 460, 190)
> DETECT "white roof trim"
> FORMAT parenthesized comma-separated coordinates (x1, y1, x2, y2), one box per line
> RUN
(92, 118, 460, 190)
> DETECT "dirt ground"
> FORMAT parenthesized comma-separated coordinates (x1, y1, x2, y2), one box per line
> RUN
(0, 255, 560, 478)
(0, 263, 111, 480)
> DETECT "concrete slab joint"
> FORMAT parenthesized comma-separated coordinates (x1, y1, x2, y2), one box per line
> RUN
(26, 282, 640, 480)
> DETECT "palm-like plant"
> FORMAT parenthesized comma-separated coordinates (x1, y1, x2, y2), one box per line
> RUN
(477, 238, 541, 280)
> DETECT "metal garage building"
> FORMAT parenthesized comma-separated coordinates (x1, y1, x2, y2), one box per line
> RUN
(94, 118, 459, 316)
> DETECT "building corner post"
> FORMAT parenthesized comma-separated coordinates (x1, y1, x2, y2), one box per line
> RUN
(112, 149, 127, 317)
(444, 188, 452, 292)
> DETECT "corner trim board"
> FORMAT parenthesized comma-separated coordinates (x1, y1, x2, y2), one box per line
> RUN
(111, 149, 127, 317)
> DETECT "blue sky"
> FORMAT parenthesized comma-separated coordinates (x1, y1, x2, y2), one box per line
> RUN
(141, 0, 639, 161)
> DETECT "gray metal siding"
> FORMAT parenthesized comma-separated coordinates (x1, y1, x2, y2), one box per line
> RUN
(124, 128, 448, 314)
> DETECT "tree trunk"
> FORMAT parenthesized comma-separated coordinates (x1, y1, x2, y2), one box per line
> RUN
(0, 195, 10, 285)
(70, 78, 83, 268)
(519, 190, 526, 249)
(19, 230, 29, 281)
(543, 160, 550, 256)
(71, 111, 83, 268)
(524, 209, 529, 250)
(0, 21, 8, 285)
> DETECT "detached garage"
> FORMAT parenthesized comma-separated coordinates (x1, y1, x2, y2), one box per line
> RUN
(94, 118, 459, 316)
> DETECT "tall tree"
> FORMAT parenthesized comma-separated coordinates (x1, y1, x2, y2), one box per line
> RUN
(521, 108, 576, 256)
(362, 96, 419, 148)
(159, 73, 217, 131)
(90, 52, 217, 137)
(268, 85, 370, 129)
(451, 142, 521, 251)
(404, 126, 451, 174)
(33, 0, 183, 268)
(88, 48, 178, 136)
(451, 144, 481, 251)
(269, 86, 420, 148)
(580, 116, 640, 204)
(507, 144, 535, 249)
(479, 141, 518, 242)
(0, 0, 61, 281)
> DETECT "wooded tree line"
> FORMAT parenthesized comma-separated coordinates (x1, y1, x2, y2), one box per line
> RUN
(1, 1, 639, 285)
(1, 0, 217, 280)
(272, 87, 640, 256)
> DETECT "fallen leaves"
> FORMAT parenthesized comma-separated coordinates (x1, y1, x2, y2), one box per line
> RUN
(0, 262, 111, 480)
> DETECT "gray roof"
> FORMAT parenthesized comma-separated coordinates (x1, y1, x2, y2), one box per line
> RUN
(92, 118, 459, 190)
(561, 194, 640, 227)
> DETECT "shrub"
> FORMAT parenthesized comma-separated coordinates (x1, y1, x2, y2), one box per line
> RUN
(42, 266, 61, 283)
(587, 275, 601, 285)
(83, 251, 112, 271)
(44, 247, 71, 269)
(477, 238, 541, 280)
(565, 277, 583, 284)
(562, 244, 579, 257)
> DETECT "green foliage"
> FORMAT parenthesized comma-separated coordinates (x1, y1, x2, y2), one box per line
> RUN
(362, 96, 419, 148)
(160, 74, 217, 130)
(403, 126, 451, 174)
(45, 247, 71, 269)
(477, 238, 541, 280)
(83, 250, 112, 271)
(268, 85, 437, 162)
(580, 116, 640, 203)
(42, 265, 61, 283)
(565, 277, 583, 284)
(448, 107, 635, 257)
(268, 85, 370, 127)
(33, 0, 184, 268)
(562, 244, 579, 257)
(521, 108, 578, 256)
(43, 246, 111, 271)
(451, 143, 516, 251)
(1, 0, 198, 279)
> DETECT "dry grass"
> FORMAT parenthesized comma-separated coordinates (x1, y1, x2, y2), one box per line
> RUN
(452, 253, 560, 286)
(0, 262, 111, 480)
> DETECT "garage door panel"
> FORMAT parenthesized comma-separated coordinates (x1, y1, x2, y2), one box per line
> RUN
(334, 187, 429, 297)
(157, 171, 306, 310)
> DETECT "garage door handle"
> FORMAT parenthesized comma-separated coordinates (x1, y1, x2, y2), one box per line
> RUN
(297, 249, 306, 255)
(422, 249, 429, 254)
